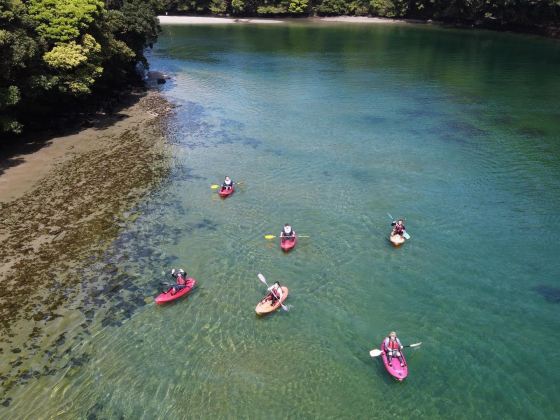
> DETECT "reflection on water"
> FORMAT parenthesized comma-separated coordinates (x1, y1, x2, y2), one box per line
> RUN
(2, 22, 560, 419)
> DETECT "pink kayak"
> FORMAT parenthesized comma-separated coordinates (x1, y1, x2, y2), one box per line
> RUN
(381, 340, 408, 381)
(219, 184, 234, 196)
(280, 233, 297, 251)
(155, 278, 196, 304)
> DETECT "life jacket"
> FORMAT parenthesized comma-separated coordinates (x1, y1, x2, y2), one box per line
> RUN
(387, 338, 400, 350)
(224, 179, 232, 185)
(176, 275, 186, 285)
(283, 226, 292, 235)
(395, 224, 404, 233)
(271, 286, 282, 299)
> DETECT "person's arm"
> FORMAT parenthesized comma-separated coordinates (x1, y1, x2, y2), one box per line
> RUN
(397, 338, 403, 349)
(391, 220, 396, 226)
(171, 269, 177, 278)
(277, 287, 283, 301)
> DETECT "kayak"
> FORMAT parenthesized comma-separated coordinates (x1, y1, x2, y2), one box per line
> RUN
(255, 287, 289, 315)
(155, 278, 196, 304)
(219, 184, 234, 196)
(390, 234, 405, 246)
(280, 233, 297, 251)
(380, 340, 408, 381)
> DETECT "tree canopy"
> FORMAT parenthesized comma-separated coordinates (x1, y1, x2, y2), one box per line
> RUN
(0, 0, 161, 135)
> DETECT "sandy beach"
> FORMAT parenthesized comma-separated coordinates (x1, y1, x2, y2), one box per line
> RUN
(157, 15, 417, 25)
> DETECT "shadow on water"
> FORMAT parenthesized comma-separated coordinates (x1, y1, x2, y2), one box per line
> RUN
(533, 285, 560, 303)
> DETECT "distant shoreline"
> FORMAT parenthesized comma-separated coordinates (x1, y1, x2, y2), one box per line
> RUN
(157, 15, 560, 38)
(157, 15, 434, 26)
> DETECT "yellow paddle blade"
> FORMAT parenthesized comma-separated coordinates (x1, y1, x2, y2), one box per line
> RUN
(236, 181, 245, 185)
(298, 236, 310, 238)
(264, 235, 276, 239)
(211, 185, 220, 189)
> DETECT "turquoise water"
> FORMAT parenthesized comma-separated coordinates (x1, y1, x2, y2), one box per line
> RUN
(3, 22, 560, 418)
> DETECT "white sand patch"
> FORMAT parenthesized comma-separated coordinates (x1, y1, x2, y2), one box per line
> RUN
(318, 16, 399, 23)
(158, 16, 284, 25)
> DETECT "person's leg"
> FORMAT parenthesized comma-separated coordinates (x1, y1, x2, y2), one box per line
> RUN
(387, 350, 393, 366)
(398, 353, 404, 366)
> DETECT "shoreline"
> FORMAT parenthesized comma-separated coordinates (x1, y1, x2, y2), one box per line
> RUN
(0, 72, 174, 355)
(0, 72, 171, 204)
(157, 15, 428, 26)
(158, 15, 560, 38)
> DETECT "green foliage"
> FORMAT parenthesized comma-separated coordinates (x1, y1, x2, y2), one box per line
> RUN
(257, 5, 286, 13)
(317, 0, 348, 14)
(28, 0, 105, 43)
(1, 0, 161, 135)
(210, 0, 228, 13)
(369, 0, 408, 17)
(289, 0, 308, 13)
(232, 0, 245, 12)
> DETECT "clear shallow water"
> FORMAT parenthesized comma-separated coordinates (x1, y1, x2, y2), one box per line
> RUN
(3, 22, 560, 419)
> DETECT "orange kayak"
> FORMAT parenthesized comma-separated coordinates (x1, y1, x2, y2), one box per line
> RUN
(255, 287, 289, 315)
(390, 234, 405, 246)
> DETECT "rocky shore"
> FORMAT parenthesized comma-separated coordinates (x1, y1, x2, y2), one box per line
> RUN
(0, 76, 175, 393)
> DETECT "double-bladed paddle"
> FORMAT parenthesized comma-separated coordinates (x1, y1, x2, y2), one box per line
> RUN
(257, 273, 288, 311)
(369, 342, 422, 357)
(265, 235, 309, 239)
(211, 181, 245, 189)
(160, 281, 187, 293)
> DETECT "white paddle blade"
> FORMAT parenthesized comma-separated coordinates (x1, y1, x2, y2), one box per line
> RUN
(369, 349, 382, 357)
(409, 342, 422, 348)
(257, 273, 267, 284)
(404, 232, 411, 239)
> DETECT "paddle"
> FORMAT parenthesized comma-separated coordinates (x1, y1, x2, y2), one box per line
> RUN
(387, 212, 410, 240)
(211, 181, 245, 189)
(160, 281, 187, 293)
(257, 273, 288, 311)
(369, 342, 422, 357)
(265, 235, 309, 239)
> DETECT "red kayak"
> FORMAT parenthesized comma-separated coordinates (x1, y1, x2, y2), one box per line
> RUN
(380, 340, 408, 381)
(219, 184, 234, 197)
(155, 278, 196, 304)
(280, 233, 297, 251)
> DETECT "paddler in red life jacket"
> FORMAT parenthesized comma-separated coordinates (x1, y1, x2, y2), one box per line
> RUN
(391, 219, 406, 237)
(265, 281, 283, 306)
(169, 268, 187, 295)
(280, 223, 295, 244)
(384, 331, 404, 367)
(221, 176, 234, 192)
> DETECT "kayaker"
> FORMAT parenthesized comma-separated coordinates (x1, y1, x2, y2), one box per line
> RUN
(265, 281, 283, 306)
(280, 223, 295, 244)
(391, 219, 406, 237)
(169, 268, 187, 295)
(221, 176, 234, 191)
(384, 331, 405, 367)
